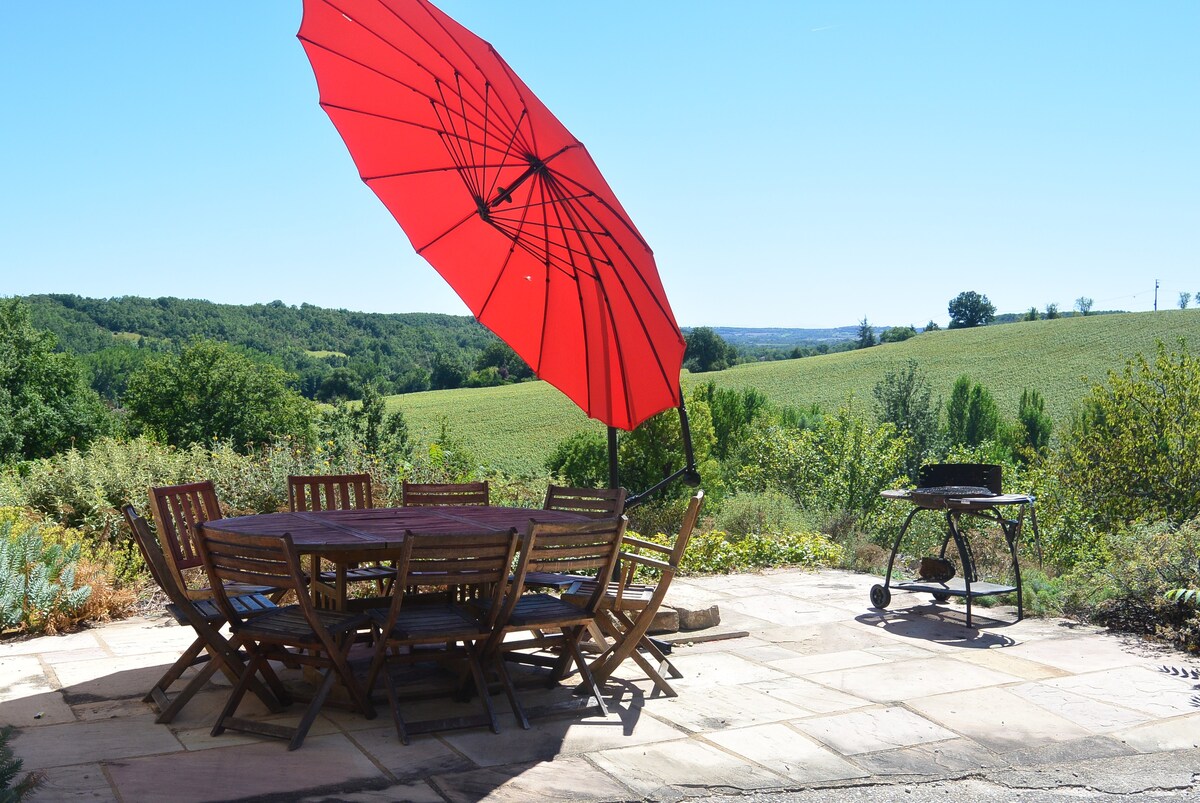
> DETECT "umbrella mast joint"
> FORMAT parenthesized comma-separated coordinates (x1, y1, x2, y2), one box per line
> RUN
(620, 391, 702, 510)
(488, 146, 572, 211)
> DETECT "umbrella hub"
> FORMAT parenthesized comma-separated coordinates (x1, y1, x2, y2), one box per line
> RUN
(489, 154, 548, 210)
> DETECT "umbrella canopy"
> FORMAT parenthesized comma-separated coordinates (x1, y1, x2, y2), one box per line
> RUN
(298, 0, 685, 432)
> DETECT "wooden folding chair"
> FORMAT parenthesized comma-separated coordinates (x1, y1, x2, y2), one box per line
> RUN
(365, 529, 525, 743)
(484, 516, 626, 718)
(565, 491, 704, 697)
(149, 481, 279, 601)
(196, 527, 375, 750)
(523, 485, 628, 591)
(122, 505, 285, 724)
(401, 481, 490, 507)
(288, 473, 393, 605)
(543, 485, 627, 518)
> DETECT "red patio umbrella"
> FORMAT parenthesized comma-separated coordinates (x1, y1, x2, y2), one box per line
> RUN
(297, 0, 686, 435)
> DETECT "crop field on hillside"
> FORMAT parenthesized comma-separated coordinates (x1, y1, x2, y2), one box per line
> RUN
(391, 309, 1200, 476)
(386, 381, 604, 476)
(707, 309, 1200, 425)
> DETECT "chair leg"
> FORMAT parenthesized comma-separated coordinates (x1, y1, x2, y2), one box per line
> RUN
(382, 666, 410, 744)
(464, 647, 501, 735)
(563, 625, 608, 716)
(329, 634, 375, 720)
(488, 651, 530, 730)
(212, 650, 263, 737)
(628, 646, 678, 697)
(290, 666, 340, 750)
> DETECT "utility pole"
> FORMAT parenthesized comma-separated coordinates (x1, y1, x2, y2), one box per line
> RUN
(1154, 279, 1159, 311)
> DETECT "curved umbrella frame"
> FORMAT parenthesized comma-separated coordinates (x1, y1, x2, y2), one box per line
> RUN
(298, 0, 686, 434)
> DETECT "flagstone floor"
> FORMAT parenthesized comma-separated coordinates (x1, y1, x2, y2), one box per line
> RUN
(2, 568, 1198, 802)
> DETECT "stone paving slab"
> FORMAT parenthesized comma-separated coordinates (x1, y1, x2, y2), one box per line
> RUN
(2, 567, 1197, 802)
(703, 722, 868, 783)
(791, 705, 959, 755)
(105, 733, 387, 803)
(906, 686, 1095, 752)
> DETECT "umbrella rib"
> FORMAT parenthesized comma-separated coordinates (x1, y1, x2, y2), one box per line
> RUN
(539, 173, 630, 421)
(404, 0, 530, 142)
(548, 173, 682, 407)
(319, 100, 525, 171)
(318, 0, 521, 141)
(301, 18, 521, 157)
(434, 76, 484, 200)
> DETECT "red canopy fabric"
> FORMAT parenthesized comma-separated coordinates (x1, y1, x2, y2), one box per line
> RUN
(299, 0, 685, 431)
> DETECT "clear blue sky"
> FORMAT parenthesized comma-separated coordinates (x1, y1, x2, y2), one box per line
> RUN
(4, 2, 1197, 328)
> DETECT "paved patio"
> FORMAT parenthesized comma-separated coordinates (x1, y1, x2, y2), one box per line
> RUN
(2, 568, 1198, 802)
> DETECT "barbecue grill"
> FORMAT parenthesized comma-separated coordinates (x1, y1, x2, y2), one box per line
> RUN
(873, 463, 1039, 627)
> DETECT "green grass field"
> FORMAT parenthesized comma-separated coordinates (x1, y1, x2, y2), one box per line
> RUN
(388, 309, 1200, 476)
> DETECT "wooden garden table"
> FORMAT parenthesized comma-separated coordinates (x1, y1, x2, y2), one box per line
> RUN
(201, 506, 589, 609)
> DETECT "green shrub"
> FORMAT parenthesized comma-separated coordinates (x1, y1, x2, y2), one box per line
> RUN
(0, 516, 92, 635)
(1072, 518, 1200, 652)
(637, 527, 844, 577)
(715, 490, 807, 537)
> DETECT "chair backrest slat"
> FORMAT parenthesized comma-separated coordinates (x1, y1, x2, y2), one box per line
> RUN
(123, 504, 191, 610)
(513, 516, 626, 614)
(288, 473, 373, 512)
(543, 485, 626, 518)
(384, 529, 520, 632)
(149, 481, 224, 594)
(402, 481, 489, 507)
(197, 528, 311, 628)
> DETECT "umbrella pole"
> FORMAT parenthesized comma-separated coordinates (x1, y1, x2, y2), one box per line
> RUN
(607, 427, 620, 490)
(677, 393, 702, 487)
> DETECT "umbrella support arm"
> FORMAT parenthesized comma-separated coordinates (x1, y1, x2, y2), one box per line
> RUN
(624, 393, 701, 510)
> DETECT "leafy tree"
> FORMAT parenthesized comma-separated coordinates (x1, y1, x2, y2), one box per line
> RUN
(855, 318, 876, 349)
(879, 325, 917, 343)
(1045, 303, 1059, 320)
(0, 299, 112, 462)
(475, 341, 533, 381)
(1016, 388, 1053, 455)
(947, 291, 996, 328)
(1075, 297, 1094, 316)
(80, 344, 150, 402)
(944, 375, 1000, 448)
(429, 353, 467, 390)
(873, 360, 939, 479)
(546, 388, 719, 501)
(316, 367, 361, 402)
(1060, 339, 1200, 527)
(545, 429, 608, 487)
(1180, 292, 1191, 310)
(1024, 307, 1040, 322)
(924, 320, 940, 332)
(464, 366, 506, 387)
(123, 339, 314, 451)
(693, 382, 769, 461)
(618, 390, 717, 500)
(737, 403, 907, 518)
(684, 327, 737, 373)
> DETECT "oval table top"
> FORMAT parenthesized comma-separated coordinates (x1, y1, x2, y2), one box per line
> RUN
(201, 506, 592, 555)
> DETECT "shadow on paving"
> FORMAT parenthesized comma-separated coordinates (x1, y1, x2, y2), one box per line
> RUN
(3, 637, 654, 803)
